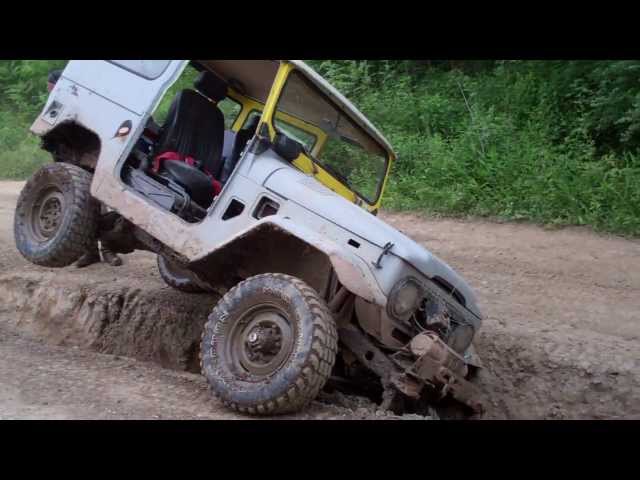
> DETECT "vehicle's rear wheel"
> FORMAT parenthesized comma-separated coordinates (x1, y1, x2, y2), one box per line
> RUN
(156, 255, 208, 293)
(200, 273, 338, 415)
(14, 163, 99, 268)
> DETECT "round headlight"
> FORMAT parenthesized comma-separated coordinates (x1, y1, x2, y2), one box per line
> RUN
(388, 278, 423, 320)
(448, 324, 475, 354)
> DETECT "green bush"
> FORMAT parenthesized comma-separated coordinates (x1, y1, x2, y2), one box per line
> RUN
(0, 60, 65, 179)
(310, 60, 640, 236)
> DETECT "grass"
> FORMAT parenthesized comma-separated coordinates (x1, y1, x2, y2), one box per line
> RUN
(0, 110, 50, 179)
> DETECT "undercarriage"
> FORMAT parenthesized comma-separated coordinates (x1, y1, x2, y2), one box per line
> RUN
(325, 277, 484, 415)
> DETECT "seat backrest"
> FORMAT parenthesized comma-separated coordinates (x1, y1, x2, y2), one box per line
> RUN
(47, 69, 63, 92)
(155, 71, 228, 179)
(219, 115, 260, 184)
(221, 130, 237, 171)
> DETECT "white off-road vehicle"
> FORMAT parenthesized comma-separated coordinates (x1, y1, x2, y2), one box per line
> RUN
(14, 60, 484, 415)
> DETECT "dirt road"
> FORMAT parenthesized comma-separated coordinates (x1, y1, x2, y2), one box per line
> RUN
(1, 181, 638, 419)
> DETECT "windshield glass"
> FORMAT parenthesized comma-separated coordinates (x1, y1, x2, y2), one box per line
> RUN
(274, 70, 388, 204)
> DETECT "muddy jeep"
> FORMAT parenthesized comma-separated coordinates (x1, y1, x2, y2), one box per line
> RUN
(14, 60, 485, 415)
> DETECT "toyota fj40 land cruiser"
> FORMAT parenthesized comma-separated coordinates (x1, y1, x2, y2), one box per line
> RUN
(14, 60, 485, 415)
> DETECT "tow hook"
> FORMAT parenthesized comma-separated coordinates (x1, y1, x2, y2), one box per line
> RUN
(373, 242, 394, 269)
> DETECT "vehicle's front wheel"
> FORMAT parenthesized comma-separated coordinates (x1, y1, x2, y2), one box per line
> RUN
(200, 273, 338, 415)
(14, 163, 99, 268)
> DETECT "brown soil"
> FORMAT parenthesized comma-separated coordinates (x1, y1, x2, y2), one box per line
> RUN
(1, 181, 638, 419)
(380, 212, 640, 419)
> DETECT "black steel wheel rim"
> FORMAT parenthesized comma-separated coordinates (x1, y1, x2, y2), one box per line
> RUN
(226, 303, 295, 379)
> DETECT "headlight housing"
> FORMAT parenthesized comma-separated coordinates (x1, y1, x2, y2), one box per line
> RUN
(447, 324, 475, 354)
(387, 277, 424, 321)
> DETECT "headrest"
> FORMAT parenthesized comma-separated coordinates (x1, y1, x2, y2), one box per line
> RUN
(48, 69, 63, 84)
(194, 71, 228, 102)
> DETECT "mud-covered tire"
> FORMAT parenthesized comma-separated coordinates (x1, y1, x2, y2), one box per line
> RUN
(13, 163, 99, 268)
(200, 273, 338, 415)
(157, 255, 208, 293)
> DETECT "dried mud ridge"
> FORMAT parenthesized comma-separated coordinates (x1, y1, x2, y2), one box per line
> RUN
(1, 270, 637, 419)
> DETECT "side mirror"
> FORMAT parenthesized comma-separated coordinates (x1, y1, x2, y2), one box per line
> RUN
(273, 133, 303, 163)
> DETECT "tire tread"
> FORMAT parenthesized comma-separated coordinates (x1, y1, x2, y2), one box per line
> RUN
(200, 273, 338, 416)
(14, 163, 98, 267)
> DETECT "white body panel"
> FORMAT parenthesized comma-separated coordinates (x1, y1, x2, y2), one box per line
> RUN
(62, 60, 187, 116)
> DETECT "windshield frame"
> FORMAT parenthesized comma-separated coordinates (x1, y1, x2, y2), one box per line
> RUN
(272, 67, 391, 206)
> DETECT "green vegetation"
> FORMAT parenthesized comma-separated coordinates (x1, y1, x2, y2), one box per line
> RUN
(1, 60, 639, 235)
(308, 60, 640, 235)
(0, 60, 66, 178)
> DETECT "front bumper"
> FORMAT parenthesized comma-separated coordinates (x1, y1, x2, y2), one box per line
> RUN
(339, 327, 485, 415)
(396, 332, 484, 414)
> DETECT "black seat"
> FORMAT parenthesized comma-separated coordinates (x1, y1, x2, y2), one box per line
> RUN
(220, 129, 237, 177)
(219, 115, 260, 184)
(47, 69, 63, 91)
(162, 160, 214, 208)
(154, 71, 228, 206)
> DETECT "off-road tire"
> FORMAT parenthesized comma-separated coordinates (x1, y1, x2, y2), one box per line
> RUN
(157, 255, 207, 293)
(200, 273, 338, 415)
(14, 163, 98, 268)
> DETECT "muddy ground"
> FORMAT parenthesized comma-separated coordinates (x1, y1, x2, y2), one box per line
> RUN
(0, 181, 638, 419)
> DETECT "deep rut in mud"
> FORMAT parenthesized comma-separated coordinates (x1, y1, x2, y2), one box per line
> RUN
(1, 263, 637, 419)
(0, 272, 435, 419)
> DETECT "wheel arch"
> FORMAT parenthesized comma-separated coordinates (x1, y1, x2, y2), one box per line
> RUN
(38, 120, 102, 172)
(190, 219, 387, 306)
